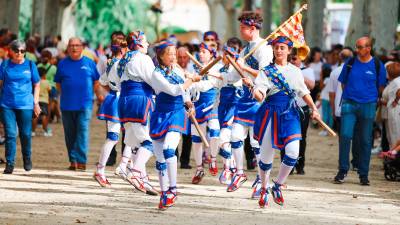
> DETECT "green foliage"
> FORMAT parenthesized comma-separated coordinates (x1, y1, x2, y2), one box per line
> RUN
(75, 0, 157, 47)
(19, 0, 33, 39)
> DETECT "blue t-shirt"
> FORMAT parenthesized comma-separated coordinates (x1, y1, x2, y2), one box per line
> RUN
(0, 59, 40, 109)
(54, 56, 100, 110)
(338, 57, 386, 103)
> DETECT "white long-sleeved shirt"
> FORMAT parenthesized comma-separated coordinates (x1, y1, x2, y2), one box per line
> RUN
(99, 58, 121, 92)
(151, 66, 190, 103)
(120, 52, 155, 85)
(230, 37, 273, 82)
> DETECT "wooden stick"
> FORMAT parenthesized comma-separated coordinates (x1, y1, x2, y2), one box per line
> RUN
(199, 56, 222, 75)
(243, 4, 308, 60)
(188, 113, 210, 148)
(315, 117, 337, 137)
(226, 55, 246, 78)
(186, 51, 203, 68)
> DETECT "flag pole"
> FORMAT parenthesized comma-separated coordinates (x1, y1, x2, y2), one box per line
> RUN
(243, 4, 308, 60)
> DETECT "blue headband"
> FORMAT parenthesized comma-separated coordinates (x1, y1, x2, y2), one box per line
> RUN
(155, 40, 174, 53)
(269, 36, 293, 48)
(203, 31, 219, 41)
(199, 42, 217, 58)
(223, 45, 239, 60)
(240, 18, 262, 29)
(129, 31, 145, 50)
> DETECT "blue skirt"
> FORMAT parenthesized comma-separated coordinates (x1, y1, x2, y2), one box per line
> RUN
(195, 88, 218, 124)
(253, 92, 302, 150)
(118, 81, 153, 125)
(150, 108, 189, 140)
(233, 86, 260, 127)
(97, 91, 120, 123)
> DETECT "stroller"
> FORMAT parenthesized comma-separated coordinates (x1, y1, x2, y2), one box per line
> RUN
(382, 152, 400, 181)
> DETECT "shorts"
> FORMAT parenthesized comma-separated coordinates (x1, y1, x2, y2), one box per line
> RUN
(39, 102, 49, 116)
(49, 87, 59, 100)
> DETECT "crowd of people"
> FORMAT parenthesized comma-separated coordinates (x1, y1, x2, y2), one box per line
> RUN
(0, 9, 399, 210)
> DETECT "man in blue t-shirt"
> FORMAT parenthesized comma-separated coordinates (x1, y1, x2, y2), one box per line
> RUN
(54, 37, 100, 171)
(334, 37, 387, 185)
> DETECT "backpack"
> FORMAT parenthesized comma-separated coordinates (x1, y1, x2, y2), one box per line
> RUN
(343, 56, 381, 94)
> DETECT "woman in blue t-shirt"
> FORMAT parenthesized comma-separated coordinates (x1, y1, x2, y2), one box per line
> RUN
(0, 40, 41, 174)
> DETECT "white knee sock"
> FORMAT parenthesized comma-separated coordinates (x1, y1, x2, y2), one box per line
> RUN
(209, 137, 219, 158)
(97, 139, 118, 174)
(232, 145, 244, 175)
(132, 147, 152, 177)
(276, 141, 299, 185)
(166, 156, 178, 188)
(193, 142, 203, 167)
(259, 123, 274, 189)
(117, 145, 132, 172)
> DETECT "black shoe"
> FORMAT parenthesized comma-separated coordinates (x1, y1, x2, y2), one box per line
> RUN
(246, 159, 255, 170)
(334, 171, 347, 184)
(180, 164, 192, 169)
(360, 177, 370, 186)
(296, 169, 305, 175)
(3, 164, 14, 174)
(23, 157, 32, 171)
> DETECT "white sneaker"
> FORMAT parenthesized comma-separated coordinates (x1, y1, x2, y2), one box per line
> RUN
(31, 132, 36, 137)
(114, 166, 128, 180)
(371, 146, 382, 154)
(43, 130, 53, 137)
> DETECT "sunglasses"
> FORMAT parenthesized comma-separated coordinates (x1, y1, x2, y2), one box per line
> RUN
(12, 49, 25, 54)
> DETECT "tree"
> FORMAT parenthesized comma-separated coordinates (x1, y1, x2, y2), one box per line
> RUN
(305, 0, 326, 48)
(261, 0, 273, 37)
(345, 0, 399, 55)
(280, 0, 295, 23)
(75, 0, 157, 47)
(0, 0, 21, 34)
(32, 0, 71, 43)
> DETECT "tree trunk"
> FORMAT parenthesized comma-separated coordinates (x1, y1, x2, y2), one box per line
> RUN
(261, 0, 272, 37)
(32, 0, 71, 44)
(243, 0, 255, 11)
(305, 0, 326, 48)
(280, 0, 295, 23)
(369, 0, 399, 55)
(222, 0, 239, 40)
(345, 0, 399, 55)
(206, 0, 221, 32)
(0, 0, 21, 34)
(344, 0, 370, 48)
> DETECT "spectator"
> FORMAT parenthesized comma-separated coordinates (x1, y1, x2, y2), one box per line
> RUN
(0, 40, 41, 174)
(37, 49, 60, 123)
(382, 62, 400, 148)
(308, 47, 323, 101)
(176, 46, 193, 169)
(32, 67, 52, 137)
(334, 37, 387, 185)
(319, 64, 333, 136)
(327, 48, 361, 170)
(55, 37, 100, 171)
(289, 51, 315, 174)
(25, 37, 38, 63)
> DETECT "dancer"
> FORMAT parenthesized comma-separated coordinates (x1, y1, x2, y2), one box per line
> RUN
(150, 41, 196, 209)
(246, 36, 320, 207)
(115, 31, 157, 195)
(190, 42, 223, 184)
(224, 11, 273, 195)
(94, 37, 127, 187)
